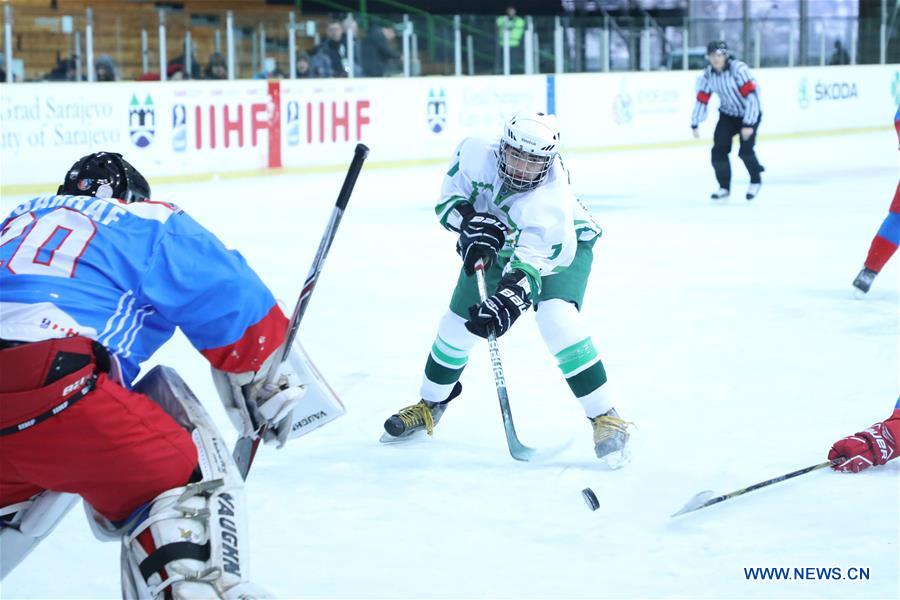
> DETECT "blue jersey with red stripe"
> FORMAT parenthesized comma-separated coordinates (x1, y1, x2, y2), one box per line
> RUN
(0, 195, 286, 385)
(895, 104, 899, 143)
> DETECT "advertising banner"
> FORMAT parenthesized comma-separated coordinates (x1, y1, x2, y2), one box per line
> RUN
(1, 66, 895, 190)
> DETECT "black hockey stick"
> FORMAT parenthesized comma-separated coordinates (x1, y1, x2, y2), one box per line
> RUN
(234, 143, 369, 480)
(473, 261, 537, 461)
(671, 457, 845, 517)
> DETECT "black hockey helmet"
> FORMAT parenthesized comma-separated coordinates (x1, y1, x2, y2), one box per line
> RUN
(707, 40, 728, 55)
(58, 151, 151, 203)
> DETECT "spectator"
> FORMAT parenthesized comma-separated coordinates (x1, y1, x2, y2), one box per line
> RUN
(255, 57, 285, 79)
(495, 6, 525, 73)
(829, 40, 850, 65)
(309, 48, 335, 77)
(170, 38, 201, 79)
(295, 51, 313, 78)
(94, 55, 118, 81)
(167, 63, 186, 80)
(361, 24, 400, 77)
(313, 21, 349, 77)
(45, 56, 78, 81)
(205, 52, 228, 79)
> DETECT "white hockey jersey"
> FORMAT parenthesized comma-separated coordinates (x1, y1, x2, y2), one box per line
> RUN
(435, 137, 600, 292)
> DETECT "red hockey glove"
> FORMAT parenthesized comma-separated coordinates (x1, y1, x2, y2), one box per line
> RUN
(828, 411, 900, 473)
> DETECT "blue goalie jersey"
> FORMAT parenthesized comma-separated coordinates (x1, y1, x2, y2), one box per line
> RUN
(0, 195, 287, 385)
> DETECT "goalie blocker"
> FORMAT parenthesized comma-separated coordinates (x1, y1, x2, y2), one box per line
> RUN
(282, 340, 346, 439)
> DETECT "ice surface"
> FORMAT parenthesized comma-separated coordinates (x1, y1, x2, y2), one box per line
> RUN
(1, 129, 898, 599)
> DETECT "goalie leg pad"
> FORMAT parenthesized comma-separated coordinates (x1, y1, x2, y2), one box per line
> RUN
(120, 366, 269, 599)
(0, 491, 79, 580)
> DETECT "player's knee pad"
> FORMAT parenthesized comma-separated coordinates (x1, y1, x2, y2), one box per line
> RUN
(535, 299, 584, 353)
(0, 491, 79, 580)
(436, 310, 479, 351)
(113, 366, 268, 599)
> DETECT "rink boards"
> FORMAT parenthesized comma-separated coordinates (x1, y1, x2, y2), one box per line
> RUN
(0, 64, 896, 191)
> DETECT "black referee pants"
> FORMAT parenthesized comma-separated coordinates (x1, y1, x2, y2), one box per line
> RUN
(711, 112, 763, 189)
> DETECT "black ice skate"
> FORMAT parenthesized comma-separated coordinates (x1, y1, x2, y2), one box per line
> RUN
(746, 183, 761, 200)
(590, 408, 632, 469)
(710, 187, 730, 200)
(380, 382, 462, 443)
(852, 267, 877, 294)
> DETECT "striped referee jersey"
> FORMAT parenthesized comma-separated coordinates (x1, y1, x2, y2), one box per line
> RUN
(690, 58, 761, 128)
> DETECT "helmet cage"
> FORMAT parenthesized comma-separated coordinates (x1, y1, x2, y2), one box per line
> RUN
(498, 141, 553, 192)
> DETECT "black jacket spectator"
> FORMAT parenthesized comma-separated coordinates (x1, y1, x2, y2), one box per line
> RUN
(314, 22, 348, 77)
(95, 55, 118, 81)
(205, 53, 227, 79)
(45, 56, 78, 81)
(295, 52, 313, 78)
(361, 26, 399, 77)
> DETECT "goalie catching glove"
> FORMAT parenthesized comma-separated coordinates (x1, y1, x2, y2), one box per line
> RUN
(466, 269, 533, 338)
(453, 203, 507, 276)
(212, 348, 305, 448)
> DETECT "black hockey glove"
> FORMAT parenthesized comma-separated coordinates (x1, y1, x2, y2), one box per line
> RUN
(455, 204, 507, 276)
(465, 269, 533, 339)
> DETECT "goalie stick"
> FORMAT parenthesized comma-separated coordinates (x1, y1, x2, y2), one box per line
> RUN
(233, 143, 369, 480)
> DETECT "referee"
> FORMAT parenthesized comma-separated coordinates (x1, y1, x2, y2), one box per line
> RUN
(691, 40, 764, 200)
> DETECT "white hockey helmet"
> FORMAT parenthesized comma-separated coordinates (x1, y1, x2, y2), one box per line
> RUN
(498, 112, 560, 192)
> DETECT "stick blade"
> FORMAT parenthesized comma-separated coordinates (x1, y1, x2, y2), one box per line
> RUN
(508, 436, 575, 462)
(671, 490, 716, 517)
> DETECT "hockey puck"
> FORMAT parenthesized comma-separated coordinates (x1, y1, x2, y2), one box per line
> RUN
(581, 488, 599, 511)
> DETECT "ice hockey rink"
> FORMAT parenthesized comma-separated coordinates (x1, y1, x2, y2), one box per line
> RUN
(1, 128, 898, 599)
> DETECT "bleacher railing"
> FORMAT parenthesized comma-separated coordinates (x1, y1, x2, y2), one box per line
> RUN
(1, 3, 896, 83)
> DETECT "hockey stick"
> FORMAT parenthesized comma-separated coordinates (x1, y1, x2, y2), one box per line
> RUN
(233, 143, 370, 480)
(671, 457, 845, 517)
(474, 261, 537, 462)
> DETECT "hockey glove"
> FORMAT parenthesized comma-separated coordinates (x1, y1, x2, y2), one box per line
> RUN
(212, 352, 306, 448)
(828, 411, 900, 473)
(465, 269, 532, 339)
(455, 204, 507, 276)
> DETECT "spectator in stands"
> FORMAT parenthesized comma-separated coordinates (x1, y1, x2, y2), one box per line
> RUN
(168, 63, 186, 80)
(205, 53, 228, 79)
(255, 57, 285, 79)
(169, 38, 202, 79)
(829, 40, 850, 65)
(361, 24, 400, 77)
(495, 5, 525, 73)
(45, 56, 78, 81)
(95, 55, 118, 81)
(313, 21, 348, 77)
(295, 52, 313, 78)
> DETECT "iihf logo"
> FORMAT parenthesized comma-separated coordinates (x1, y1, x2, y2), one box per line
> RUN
(172, 105, 187, 152)
(129, 94, 155, 148)
(798, 77, 809, 109)
(286, 100, 300, 146)
(427, 88, 447, 134)
(892, 71, 900, 107)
